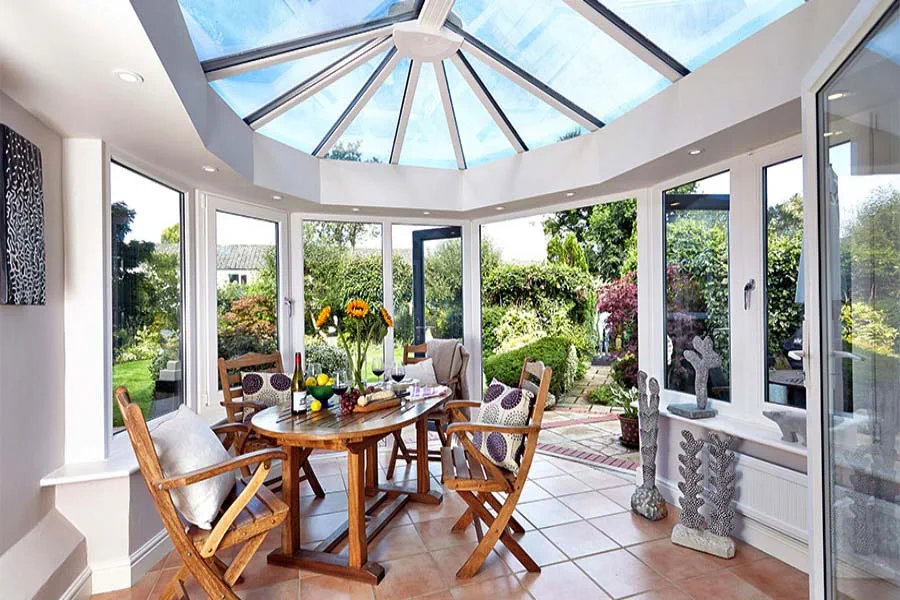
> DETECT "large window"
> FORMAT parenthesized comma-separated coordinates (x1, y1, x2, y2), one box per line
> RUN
(764, 157, 806, 408)
(110, 163, 184, 429)
(303, 220, 383, 379)
(216, 212, 280, 363)
(664, 172, 731, 401)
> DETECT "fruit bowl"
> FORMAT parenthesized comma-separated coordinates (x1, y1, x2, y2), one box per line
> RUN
(308, 385, 334, 404)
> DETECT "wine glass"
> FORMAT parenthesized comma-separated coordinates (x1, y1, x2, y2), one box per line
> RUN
(390, 364, 406, 385)
(371, 356, 385, 385)
(332, 368, 349, 398)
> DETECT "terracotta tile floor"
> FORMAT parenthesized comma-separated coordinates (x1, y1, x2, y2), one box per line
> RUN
(93, 452, 809, 600)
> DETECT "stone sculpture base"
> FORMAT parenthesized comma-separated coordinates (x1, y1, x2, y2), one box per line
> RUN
(671, 523, 735, 558)
(631, 486, 667, 521)
(668, 403, 717, 419)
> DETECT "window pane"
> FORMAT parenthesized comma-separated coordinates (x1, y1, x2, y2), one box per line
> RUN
(399, 63, 458, 169)
(111, 164, 183, 430)
(210, 45, 357, 119)
(764, 157, 805, 408)
(601, 0, 803, 71)
(664, 172, 731, 401)
(459, 51, 586, 152)
(178, 0, 413, 61)
(331, 58, 410, 164)
(392, 225, 464, 363)
(820, 6, 900, 596)
(303, 221, 383, 381)
(444, 60, 515, 167)
(258, 50, 390, 153)
(452, 0, 670, 123)
(216, 212, 279, 362)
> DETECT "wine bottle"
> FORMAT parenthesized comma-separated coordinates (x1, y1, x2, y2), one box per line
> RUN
(291, 352, 306, 414)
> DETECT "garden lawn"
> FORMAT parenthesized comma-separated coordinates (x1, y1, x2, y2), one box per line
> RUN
(112, 359, 154, 426)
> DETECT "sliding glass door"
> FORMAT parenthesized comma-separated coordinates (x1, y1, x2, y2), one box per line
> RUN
(819, 4, 900, 597)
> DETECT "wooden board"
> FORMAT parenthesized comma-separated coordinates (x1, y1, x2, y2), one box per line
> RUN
(354, 397, 401, 413)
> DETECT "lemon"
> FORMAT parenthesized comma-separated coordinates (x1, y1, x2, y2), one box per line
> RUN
(304, 376, 317, 387)
(316, 373, 330, 386)
(310, 400, 322, 412)
(327, 378, 335, 386)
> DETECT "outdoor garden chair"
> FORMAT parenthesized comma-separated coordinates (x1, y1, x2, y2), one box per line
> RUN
(218, 352, 324, 497)
(386, 340, 470, 480)
(441, 358, 551, 578)
(115, 387, 288, 600)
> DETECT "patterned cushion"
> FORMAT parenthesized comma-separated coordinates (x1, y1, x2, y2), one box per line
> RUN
(241, 372, 291, 408)
(471, 379, 533, 473)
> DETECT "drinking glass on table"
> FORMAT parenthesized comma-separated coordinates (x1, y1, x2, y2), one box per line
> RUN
(372, 356, 385, 385)
(332, 369, 349, 398)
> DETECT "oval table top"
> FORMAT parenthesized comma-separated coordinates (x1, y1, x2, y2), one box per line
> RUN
(251, 386, 452, 444)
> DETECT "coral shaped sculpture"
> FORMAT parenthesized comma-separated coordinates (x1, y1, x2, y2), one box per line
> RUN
(683, 336, 721, 410)
(631, 372, 667, 521)
(706, 432, 736, 538)
(676, 430, 707, 530)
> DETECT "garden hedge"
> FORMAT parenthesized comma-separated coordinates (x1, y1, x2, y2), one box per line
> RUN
(483, 335, 579, 396)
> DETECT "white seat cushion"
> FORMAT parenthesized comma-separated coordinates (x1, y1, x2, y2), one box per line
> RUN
(404, 357, 439, 386)
(150, 405, 235, 529)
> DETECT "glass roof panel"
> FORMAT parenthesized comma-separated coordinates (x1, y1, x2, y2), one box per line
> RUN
(256, 51, 390, 154)
(601, 0, 804, 70)
(460, 51, 586, 151)
(444, 60, 515, 168)
(178, 0, 414, 61)
(331, 58, 412, 164)
(452, 0, 670, 123)
(210, 45, 356, 118)
(399, 63, 458, 169)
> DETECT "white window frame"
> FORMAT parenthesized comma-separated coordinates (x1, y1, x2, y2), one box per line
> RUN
(197, 192, 291, 421)
(293, 214, 470, 378)
(106, 152, 197, 439)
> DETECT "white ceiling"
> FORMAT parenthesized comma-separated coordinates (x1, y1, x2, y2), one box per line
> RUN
(0, 0, 858, 218)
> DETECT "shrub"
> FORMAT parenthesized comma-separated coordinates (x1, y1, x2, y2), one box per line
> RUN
(150, 329, 180, 383)
(611, 352, 638, 389)
(589, 384, 617, 406)
(481, 305, 506, 359)
(306, 341, 349, 375)
(218, 294, 277, 359)
(494, 307, 545, 354)
(482, 262, 594, 328)
(116, 325, 161, 362)
(483, 335, 578, 396)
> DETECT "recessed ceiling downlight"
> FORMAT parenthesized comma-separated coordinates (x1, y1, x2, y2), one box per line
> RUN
(688, 148, 704, 156)
(495, 206, 505, 212)
(272, 195, 282, 201)
(565, 192, 575, 198)
(201, 165, 218, 173)
(113, 69, 144, 84)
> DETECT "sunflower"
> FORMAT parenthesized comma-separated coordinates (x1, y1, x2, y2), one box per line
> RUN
(315, 306, 332, 328)
(380, 306, 394, 328)
(346, 298, 370, 319)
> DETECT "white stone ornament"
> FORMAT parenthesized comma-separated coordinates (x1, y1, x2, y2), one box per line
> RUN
(668, 336, 720, 419)
(631, 371, 667, 521)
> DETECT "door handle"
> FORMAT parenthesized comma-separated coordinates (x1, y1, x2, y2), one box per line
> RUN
(284, 297, 294, 318)
(831, 350, 866, 362)
(743, 279, 756, 310)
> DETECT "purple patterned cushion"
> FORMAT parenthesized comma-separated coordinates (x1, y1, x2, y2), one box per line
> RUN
(471, 379, 533, 473)
(241, 371, 291, 409)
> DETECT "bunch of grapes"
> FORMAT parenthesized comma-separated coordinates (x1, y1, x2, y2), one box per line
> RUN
(340, 389, 361, 416)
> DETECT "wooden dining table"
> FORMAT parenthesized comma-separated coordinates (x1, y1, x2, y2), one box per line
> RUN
(250, 387, 452, 584)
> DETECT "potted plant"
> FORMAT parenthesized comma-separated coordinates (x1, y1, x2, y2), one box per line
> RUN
(610, 383, 640, 449)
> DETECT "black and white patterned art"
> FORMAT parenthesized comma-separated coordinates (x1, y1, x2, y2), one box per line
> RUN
(0, 124, 46, 305)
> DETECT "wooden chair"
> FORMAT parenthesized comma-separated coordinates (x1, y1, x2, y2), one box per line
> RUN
(440, 359, 551, 579)
(386, 343, 453, 479)
(115, 387, 288, 600)
(218, 352, 324, 497)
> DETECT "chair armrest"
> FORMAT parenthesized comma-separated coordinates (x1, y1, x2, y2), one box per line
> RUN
(220, 399, 267, 414)
(157, 448, 285, 490)
(445, 401, 480, 410)
(447, 423, 540, 437)
(211, 422, 250, 454)
(211, 422, 250, 436)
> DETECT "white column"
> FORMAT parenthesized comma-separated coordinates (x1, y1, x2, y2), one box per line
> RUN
(462, 221, 481, 400)
(62, 139, 110, 462)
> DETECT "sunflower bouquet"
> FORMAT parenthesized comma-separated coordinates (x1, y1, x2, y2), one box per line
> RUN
(315, 299, 393, 392)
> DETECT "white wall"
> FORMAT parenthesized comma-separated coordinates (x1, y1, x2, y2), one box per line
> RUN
(0, 92, 87, 598)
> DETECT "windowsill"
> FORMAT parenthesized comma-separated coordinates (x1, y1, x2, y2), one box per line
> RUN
(659, 400, 808, 457)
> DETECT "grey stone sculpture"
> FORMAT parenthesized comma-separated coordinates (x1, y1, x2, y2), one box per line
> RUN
(671, 430, 737, 559)
(669, 336, 720, 419)
(631, 372, 667, 521)
(763, 410, 807, 446)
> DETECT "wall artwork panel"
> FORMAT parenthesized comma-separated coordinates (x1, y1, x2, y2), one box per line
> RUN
(0, 124, 46, 305)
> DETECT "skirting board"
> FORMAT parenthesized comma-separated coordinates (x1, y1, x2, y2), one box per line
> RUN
(90, 529, 173, 594)
(656, 477, 811, 573)
(60, 567, 91, 600)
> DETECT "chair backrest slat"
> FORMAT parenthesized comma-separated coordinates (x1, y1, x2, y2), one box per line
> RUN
(402, 343, 427, 365)
(218, 352, 284, 422)
(514, 359, 552, 489)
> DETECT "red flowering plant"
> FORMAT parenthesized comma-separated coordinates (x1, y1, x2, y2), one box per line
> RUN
(596, 273, 638, 387)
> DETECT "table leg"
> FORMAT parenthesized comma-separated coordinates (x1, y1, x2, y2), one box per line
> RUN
(281, 445, 301, 554)
(365, 443, 379, 496)
(414, 418, 442, 504)
(347, 447, 367, 569)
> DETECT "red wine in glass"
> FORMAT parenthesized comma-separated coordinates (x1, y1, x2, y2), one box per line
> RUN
(332, 384, 349, 397)
(391, 365, 406, 384)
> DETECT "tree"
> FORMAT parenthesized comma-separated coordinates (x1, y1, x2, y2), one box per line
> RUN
(547, 232, 589, 271)
(111, 201, 155, 347)
(324, 140, 382, 164)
